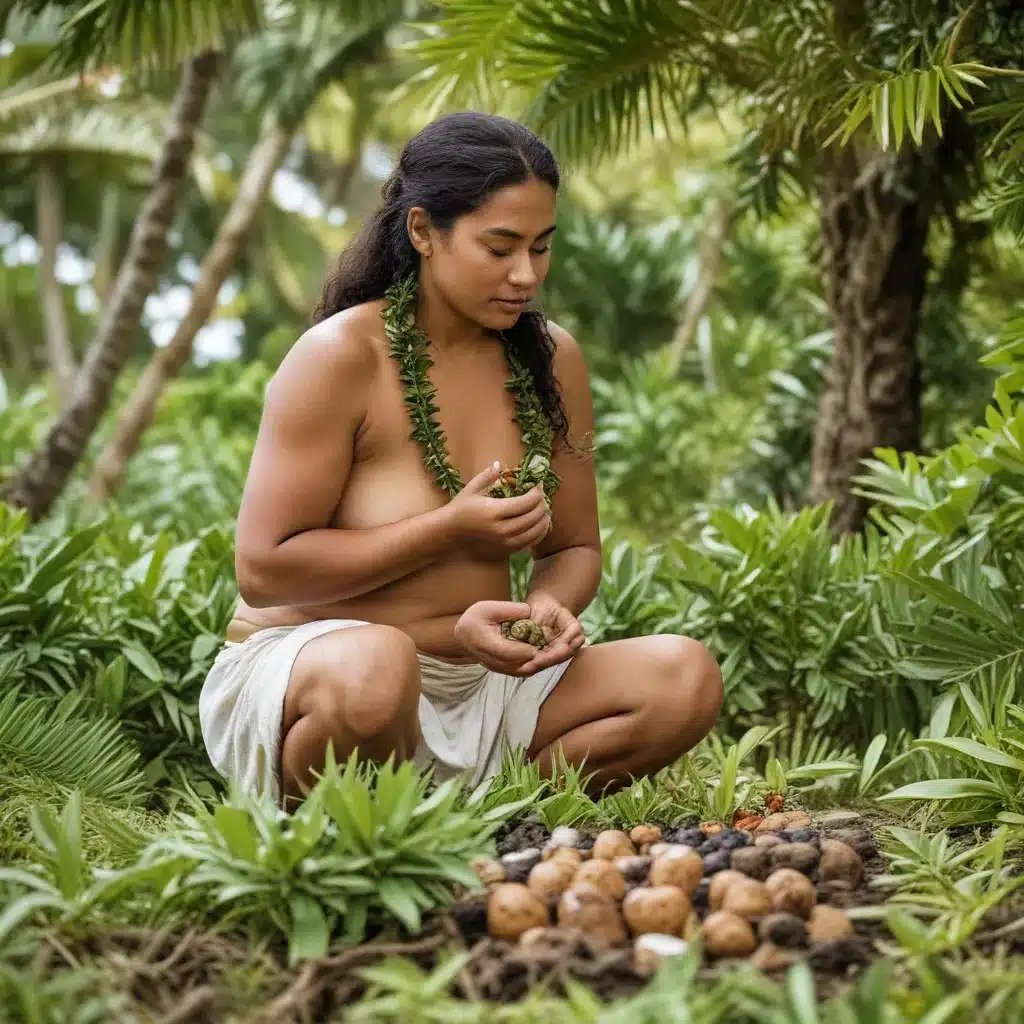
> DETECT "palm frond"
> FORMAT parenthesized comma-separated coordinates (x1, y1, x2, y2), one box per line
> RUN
(2, 0, 264, 73)
(0, 689, 147, 805)
(232, 3, 395, 129)
(0, 97, 170, 164)
(413, 0, 717, 162)
(402, 0, 535, 112)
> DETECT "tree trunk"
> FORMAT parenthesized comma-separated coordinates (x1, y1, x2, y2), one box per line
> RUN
(0, 50, 222, 521)
(36, 160, 77, 406)
(666, 195, 733, 376)
(92, 184, 121, 307)
(809, 143, 931, 533)
(86, 122, 294, 503)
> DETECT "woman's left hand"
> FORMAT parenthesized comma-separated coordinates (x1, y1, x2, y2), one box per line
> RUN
(514, 593, 586, 676)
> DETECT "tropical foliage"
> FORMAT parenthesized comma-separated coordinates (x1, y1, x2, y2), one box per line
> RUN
(2, 0, 1024, 1017)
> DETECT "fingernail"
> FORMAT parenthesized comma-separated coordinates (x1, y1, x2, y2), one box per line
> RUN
(492, 460, 500, 471)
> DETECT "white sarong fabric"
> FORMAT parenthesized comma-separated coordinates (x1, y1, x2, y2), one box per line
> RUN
(198, 618, 573, 804)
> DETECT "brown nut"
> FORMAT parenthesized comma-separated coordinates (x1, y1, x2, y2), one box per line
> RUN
(699, 821, 724, 836)
(769, 842, 820, 874)
(471, 856, 506, 887)
(708, 869, 749, 912)
(734, 815, 764, 832)
(556, 885, 627, 944)
(487, 883, 549, 940)
(622, 885, 690, 937)
(765, 869, 816, 918)
(547, 846, 584, 869)
(629, 824, 662, 847)
(754, 834, 783, 849)
(749, 941, 801, 972)
(701, 910, 757, 958)
(758, 912, 808, 948)
(729, 846, 772, 881)
(720, 879, 773, 921)
(818, 839, 864, 888)
(592, 830, 636, 860)
(527, 860, 575, 901)
(754, 811, 812, 835)
(648, 849, 704, 894)
(572, 859, 627, 901)
(649, 842, 693, 860)
(807, 905, 854, 942)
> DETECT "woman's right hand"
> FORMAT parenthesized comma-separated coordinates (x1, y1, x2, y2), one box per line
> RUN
(446, 464, 551, 555)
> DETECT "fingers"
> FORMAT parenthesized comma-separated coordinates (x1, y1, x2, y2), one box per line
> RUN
(493, 485, 546, 518)
(515, 634, 585, 676)
(504, 507, 552, 551)
(463, 463, 502, 494)
(472, 600, 532, 623)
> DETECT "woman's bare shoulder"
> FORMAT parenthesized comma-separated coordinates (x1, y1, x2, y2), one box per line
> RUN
(286, 299, 389, 376)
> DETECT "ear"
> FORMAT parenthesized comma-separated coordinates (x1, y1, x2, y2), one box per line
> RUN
(406, 207, 433, 258)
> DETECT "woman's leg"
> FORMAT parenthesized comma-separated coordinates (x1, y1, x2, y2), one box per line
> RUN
(527, 634, 723, 797)
(278, 624, 422, 809)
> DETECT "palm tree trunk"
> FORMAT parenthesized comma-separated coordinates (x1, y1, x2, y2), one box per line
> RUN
(92, 184, 121, 308)
(36, 160, 77, 407)
(666, 195, 734, 376)
(809, 144, 931, 533)
(86, 122, 294, 503)
(0, 50, 222, 521)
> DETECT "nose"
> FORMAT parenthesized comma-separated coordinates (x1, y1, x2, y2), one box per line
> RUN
(507, 250, 538, 291)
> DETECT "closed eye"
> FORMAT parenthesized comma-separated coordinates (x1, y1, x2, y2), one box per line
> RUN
(487, 246, 551, 258)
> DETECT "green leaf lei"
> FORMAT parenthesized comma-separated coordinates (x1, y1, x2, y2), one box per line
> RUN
(381, 273, 560, 512)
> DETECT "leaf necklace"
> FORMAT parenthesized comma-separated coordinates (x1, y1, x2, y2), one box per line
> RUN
(381, 273, 560, 513)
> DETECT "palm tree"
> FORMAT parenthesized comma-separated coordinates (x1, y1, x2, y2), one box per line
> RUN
(85, 4, 403, 502)
(412, 0, 1024, 531)
(0, 0, 264, 520)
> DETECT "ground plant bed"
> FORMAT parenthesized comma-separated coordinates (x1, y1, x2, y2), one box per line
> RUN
(445, 806, 886, 998)
(3, 806, 892, 1021)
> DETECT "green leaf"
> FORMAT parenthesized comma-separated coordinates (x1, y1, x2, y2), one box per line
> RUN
(859, 734, 887, 794)
(289, 892, 329, 964)
(19, 524, 102, 597)
(913, 738, 1024, 772)
(786, 962, 820, 1024)
(786, 760, 859, 780)
(377, 878, 422, 933)
(213, 806, 260, 861)
(0, 892, 67, 946)
(878, 778, 1004, 801)
(122, 642, 163, 683)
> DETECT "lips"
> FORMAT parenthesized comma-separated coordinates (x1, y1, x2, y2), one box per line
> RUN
(494, 297, 530, 306)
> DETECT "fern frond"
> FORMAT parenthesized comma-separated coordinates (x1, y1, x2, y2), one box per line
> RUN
(0, 690, 146, 806)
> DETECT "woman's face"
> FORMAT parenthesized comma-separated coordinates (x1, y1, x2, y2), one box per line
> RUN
(411, 177, 557, 332)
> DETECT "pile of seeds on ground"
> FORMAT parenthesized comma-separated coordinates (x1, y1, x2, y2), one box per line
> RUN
(467, 808, 877, 977)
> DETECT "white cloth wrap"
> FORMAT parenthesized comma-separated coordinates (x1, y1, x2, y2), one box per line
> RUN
(198, 618, 573, 803)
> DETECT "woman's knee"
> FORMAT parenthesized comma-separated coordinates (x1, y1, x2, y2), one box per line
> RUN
(644, 634, 724, 739)
(290, 624, 421, 741)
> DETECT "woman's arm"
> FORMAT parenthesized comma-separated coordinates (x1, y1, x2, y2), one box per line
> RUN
(234, 317, 458, 608)
(525, 324, 602, 616)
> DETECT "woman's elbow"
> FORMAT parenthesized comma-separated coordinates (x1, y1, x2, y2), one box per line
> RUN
(235, 554, 275, 608)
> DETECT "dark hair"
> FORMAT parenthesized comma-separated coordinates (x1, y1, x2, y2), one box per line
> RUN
(313, 111, 570, 446)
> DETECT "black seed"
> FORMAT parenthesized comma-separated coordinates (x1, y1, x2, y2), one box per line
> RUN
(782, 827, 819, 845)
(692, 878, 711, 911)
(702, 851, 731, 875)
(671, 827, 706, 847)
(719, 831, 750, 850)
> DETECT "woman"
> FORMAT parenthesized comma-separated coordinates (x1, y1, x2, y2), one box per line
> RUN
(199, 112, 723, 809)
